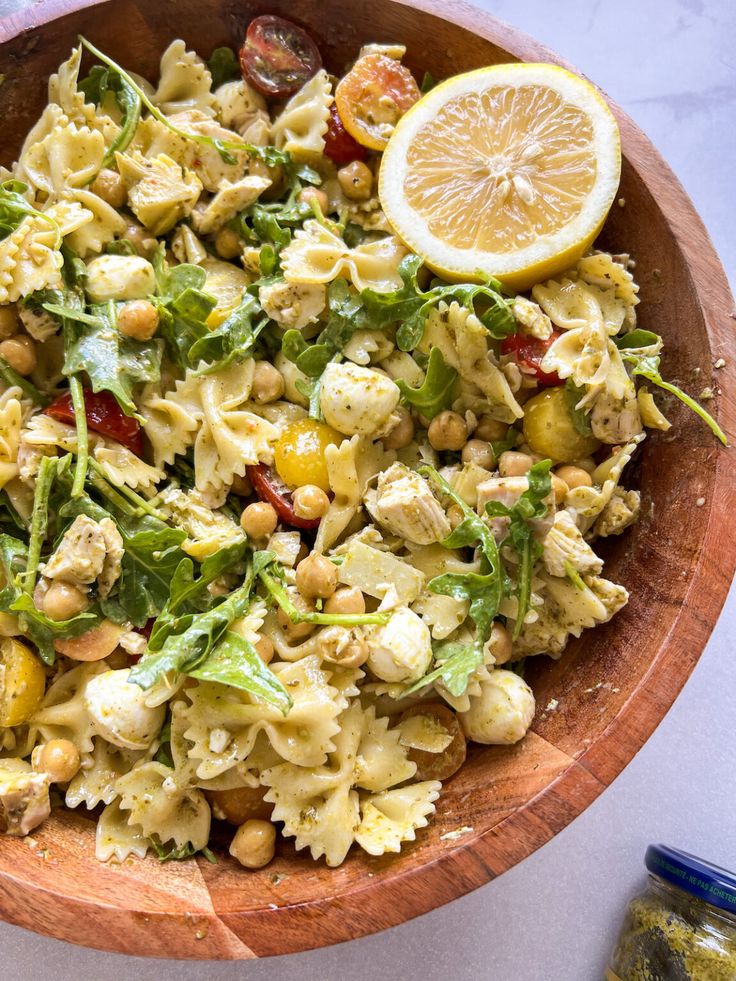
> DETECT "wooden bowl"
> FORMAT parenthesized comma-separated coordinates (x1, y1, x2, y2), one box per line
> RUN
(0, 0, 734, 960)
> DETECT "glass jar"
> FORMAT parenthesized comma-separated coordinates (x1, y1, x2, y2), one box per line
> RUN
(607, 844, 736, 980)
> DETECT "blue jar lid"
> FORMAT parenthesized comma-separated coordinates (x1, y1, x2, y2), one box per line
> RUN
(646, 844, 736, 916)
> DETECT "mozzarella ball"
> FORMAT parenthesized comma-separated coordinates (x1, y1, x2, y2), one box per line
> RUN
(83, 669, 166, 750)
(366, 608, 432, 683)
(319, 362, 400, 437)
(459, 669, 535, 745)
(85, 255, 156, 303)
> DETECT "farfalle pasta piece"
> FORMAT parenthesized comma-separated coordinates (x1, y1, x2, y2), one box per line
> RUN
(355, 782, 441, 856)
(96, 799, 150, 862)
(408, 543, 475, 640)
(0, 395, 22, 491)
(537, 286, 611, 397)
(180, 656, 343, 780)
(420, 301, 524, 423)
(0, 214, 63, 304)
(115, 760, 211, 850)
(22, 121, 105, 198)
(64, 187, 127, 257)
(577, 251, 639, 327)
(93, 443, 165, 493)
(65, 738, 145, 810)
(262, 700, 418, 866)
(566, 435, 645, 533)
(281, 219, 408, 293)
(271, 70, 332, 161)
(30, 662, 105, 756)
(140, 386, 199, 469)
(151, 40, 215, 116)
(47, 45, 119, 144)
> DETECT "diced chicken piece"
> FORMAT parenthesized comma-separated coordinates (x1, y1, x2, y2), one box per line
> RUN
(85, 255, 156, 303)
(365, 607, 433, 683)
(41, 515, 124, 596)
(116, 151, 202, 236)
(542, 510, 603, 578)
(97, 518, 125, 598)
(591, 391, 643, 444)
(158, 487, 245, 561)
(319, 362, 400, 437)
(364, 463, 450, 546)
(476, 475, 555, 543)
(191, 175, 271, 235)
(592, 487, 641, 538)
(512, 296, 553, 340)
(258, 280, 326, 330)
(0, 767, 50, 836)
(19, 305, 59, 342)
(213, 79, 268, 135)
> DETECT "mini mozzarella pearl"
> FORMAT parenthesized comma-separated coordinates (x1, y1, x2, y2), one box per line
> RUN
(366, 608, 433, 683)
(459, 669, 535, 745)
(83, 669, 166, 750)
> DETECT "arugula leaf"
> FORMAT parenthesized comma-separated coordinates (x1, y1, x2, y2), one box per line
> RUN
(563, 379, 593, 437)
(420, 71, 438, 94)
(189, 291, 266, 373)
(563, 560, 586, 591)
(80, 37, 290, 168)
(151, 256, 215, 371)
(406, 640, 480, 697)
(79, 64, 141, 166)
(21, 455, 58, 594)
(0, 179, 58, 242)
(207, 46, 239, 88)
(0, 356, 46, 405)
(396, 347, 458, 419)
(150, 839, 217, 863)
(614, 329, 661, 350)
(485, 459, 552, 639)
(621, 351, 728, 445)
(360, 254, 516, 351)
(281, 278, 365, 380)
(187, 630, 291, 713)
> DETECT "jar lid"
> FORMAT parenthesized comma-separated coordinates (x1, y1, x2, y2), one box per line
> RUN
(646, 844, 736, 916)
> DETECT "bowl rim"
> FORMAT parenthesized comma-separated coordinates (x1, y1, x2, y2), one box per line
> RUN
(0, 0, 734, 960)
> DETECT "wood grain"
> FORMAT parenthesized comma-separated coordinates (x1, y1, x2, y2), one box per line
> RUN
(0, 0, 734, 958)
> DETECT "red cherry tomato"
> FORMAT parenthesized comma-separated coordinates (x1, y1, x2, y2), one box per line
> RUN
(45, 389, 143, 455)
(324, 104, 368, 164)
(501, 332, 562, 387)
(246, 464, 321, 530)
(239, 15, 322, 99)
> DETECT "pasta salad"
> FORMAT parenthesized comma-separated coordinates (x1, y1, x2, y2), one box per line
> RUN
(0, 20, 724, 870)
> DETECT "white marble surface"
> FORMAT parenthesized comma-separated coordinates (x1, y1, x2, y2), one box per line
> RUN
(0, 0, 734, 978)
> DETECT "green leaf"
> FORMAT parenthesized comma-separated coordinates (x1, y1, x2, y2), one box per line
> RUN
(420, 71, 438, 94)
(281, 278, 366, 379)
(189, 292, 265, 373)
(564, 379, 593, 437)
(21, 454, 58, 593)
(187, 630, 291, 714)
(614, 329, 661, 350)
(150, 838, 217, 863)
(0, 356, 46, 405)
(485, 459, 552, 638)
(405, 640, 483, 697)
(207, 46, 239, 89)
(621, 352, 728, 445)
(0, 179, 59, 242)
(563, 560, 586, 591)
(396, 347, 458, 419)
(151, 256, 215, 371)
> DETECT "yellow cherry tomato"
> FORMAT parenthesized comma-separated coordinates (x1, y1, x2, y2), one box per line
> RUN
(522, 387, 601, 463)
(335, 53, 421, 151)
(0, 638, 46, 727)
(274, 419, 341, 491)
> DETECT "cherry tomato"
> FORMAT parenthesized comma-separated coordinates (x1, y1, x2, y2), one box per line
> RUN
(45, 389, 143, 455)
(239, 15, 322, 99)
(501, 332, 562, 387)
(398, 702, 467, 782)
(324, 104, 368, 165)
(246, 464, 321, 530)
(273, 418, 340, 492)
(335, 53, 421, 150)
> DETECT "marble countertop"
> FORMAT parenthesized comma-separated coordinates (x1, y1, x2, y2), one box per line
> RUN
(0, 0, 734, 978)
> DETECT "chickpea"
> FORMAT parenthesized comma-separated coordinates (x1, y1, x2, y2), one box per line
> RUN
(554, 465, 592, 489)
(214, 226, 242, 260)
(254, 634, 274, 665)
(461, 438, 495, 470)
(251, 361, 284, 404)
(206, 786, 272, 824)
(487, 622, 513, 665)
(499, 450, 533, 477)
(0, 336, 36, 376)
(117, 300, 159, 341)
(291, 484, 330, 522)
(42, 581, 89, 622)
(329, 635, 369, 668)
(229, 819, 276, 869)
(474, 414, 508, 443)
(91, 167, 127, 208)
(0, 305, 19, 339)
(230, 473, 252, 497)
(277, 590, 316, 640)
(382, 407, 415, 450)
(298, 186, 329, 214)
(428, 410, 468, 452)
(123, 221, 155, 257)
(551, 474, 569, 505)
(240, 502, 278, 539)
(337, 160, 373, 201)
(296, 553, 337, 600)
(324, 587, 365, 616)
(34, 738, 81, 784)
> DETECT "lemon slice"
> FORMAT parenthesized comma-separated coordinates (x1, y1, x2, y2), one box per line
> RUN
(378, 63, 621, 289)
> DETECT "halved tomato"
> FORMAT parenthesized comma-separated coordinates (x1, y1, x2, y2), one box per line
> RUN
(45, 389, 143, 455)
(501, 331, 562, 387)
(335, 53, 420, 150)
(239, 15, 322, 99)
(324, 104, 368, 164)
